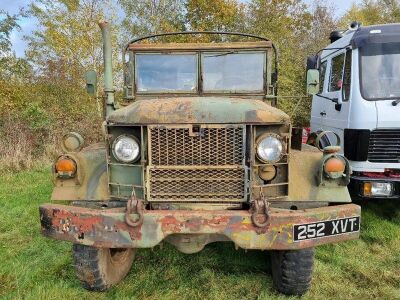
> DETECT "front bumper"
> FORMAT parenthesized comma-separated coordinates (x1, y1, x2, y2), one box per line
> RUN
(39, 203, 360, 250)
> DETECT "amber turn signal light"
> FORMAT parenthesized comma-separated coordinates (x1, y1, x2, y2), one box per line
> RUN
(363, 182, 372, 196)
(323, 157, 345, 179)
(55, 157, 77, 177)
(324, 157, 345, 173)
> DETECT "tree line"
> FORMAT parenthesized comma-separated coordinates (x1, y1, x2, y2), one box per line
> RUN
(0, 0, 399, 170)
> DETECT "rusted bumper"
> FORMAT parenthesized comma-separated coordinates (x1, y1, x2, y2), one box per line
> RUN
(39, 203, 361, 250)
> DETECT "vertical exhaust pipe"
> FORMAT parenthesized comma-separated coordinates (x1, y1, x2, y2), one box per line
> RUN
(98, 20, 115, 117)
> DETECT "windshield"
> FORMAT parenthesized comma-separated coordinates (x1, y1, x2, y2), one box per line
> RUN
(202, 52, 265, 92)
(360, 42, 400, 100)
(136, 54, 197, 92)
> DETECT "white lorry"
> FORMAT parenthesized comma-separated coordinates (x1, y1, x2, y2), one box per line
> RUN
(306, 22, 400, 199)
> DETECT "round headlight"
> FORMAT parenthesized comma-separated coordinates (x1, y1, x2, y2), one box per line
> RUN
(256, 134, 284, 163)
(112, 135, 140, 163)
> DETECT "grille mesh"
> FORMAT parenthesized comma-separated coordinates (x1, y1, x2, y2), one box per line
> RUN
(148, 168, 245, 202)
(368, 129, 400, 163)
(149, 126, 244, 165)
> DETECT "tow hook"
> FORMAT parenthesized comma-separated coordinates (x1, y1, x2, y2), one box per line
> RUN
(251, 193, 270, 228)
(125, 191, 144, 227)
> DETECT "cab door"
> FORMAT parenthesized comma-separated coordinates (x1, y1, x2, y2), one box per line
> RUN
(310, 60, 328, 133)
(321, 49, 352, 148)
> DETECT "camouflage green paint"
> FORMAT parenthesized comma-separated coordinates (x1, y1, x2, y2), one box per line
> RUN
(52, 143, 109, 201)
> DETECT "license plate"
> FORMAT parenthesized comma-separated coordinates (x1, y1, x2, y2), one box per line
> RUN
(293, 216, 360, 242)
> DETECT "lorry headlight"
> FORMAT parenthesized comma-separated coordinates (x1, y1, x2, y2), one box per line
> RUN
(363, 182, 393, 197)
(256, 134, 283, 163)
(112, 135, 140, 163)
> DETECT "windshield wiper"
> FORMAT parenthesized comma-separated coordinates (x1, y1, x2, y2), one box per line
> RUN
(392, 99, 400, 106)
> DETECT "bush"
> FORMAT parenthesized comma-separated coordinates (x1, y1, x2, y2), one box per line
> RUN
(0, 80, 102, 171)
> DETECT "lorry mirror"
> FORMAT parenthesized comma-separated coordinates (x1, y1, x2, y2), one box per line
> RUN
(85, 70, 97, 96)
(271, 72, 277, 85)
(306, 69, 320, 95)
(306, 55, 318, 71)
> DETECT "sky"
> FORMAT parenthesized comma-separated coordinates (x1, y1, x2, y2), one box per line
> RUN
(2, 0, 362, 58)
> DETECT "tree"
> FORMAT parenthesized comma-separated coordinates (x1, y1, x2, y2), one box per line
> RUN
(186, 0, 246, 32)
(25, 0, 119, 83)
(0, 10, 31, 81)
(247, 0, 313, 96)
(341, 0, 400, 26)
(305, 0, 338, 56)
(119, 0, 186, 38)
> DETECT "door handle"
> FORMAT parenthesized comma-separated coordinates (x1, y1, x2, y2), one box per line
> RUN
(320, 111, 326, 116)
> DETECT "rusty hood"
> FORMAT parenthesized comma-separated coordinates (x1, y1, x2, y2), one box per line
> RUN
(107, 97, 290, 124)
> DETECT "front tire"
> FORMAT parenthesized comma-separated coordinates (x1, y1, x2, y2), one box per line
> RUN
(271, 248, 315, 296)
(73, 244, 135, 291)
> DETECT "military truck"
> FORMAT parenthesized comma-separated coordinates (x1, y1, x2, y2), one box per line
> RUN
(39, 21, 361, 296)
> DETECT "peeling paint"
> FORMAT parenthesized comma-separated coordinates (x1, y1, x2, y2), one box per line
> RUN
(40, 204, 361, 251)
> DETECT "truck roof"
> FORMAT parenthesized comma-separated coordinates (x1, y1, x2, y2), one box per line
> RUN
(128, 41, 272, 51)
(351, 23, 400, 49)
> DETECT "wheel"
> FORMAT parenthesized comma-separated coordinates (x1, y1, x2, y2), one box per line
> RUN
(72, 244, 135, 291)
(271, 248, 315, 296)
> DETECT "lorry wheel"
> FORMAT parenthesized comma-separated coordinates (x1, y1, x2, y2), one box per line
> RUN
(72, 244, 135, 291)
(271, 248, 314, 296)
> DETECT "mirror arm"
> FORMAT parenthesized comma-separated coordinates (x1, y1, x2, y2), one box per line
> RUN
(315, 93, 338, 103)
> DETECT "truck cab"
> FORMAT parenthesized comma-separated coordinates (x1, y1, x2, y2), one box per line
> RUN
(307, 23, 400, 199)
(39, 21, 360, 296)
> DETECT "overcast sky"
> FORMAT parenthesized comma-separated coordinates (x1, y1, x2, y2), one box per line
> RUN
(2, 0, 361, 57)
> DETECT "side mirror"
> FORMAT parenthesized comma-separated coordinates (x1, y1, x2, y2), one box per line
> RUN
(306, 69, 320, 95)
(306, 55, 318, 71)
(271, 72, 277, 85)
(85, 70, 97, 96)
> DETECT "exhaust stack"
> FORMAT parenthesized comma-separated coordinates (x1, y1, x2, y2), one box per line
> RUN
(98, 21, 115, 117)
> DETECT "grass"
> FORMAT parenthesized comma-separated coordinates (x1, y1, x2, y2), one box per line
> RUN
(0, 167, 399, 300)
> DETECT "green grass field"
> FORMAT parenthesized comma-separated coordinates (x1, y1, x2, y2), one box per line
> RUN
(0, 167, 399, 300)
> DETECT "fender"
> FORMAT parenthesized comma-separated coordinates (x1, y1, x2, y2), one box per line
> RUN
(52, 143, 109, 201)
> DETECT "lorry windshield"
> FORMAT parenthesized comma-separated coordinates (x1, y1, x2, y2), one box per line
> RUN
(135, 52, 265, 93)
(202, 52, 265, 92)
(136, 54, 197, 92)
(360, 42, 400, 100)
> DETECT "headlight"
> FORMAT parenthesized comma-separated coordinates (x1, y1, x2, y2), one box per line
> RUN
(112, 135, 140, 163)
(256, 134, 284, 163)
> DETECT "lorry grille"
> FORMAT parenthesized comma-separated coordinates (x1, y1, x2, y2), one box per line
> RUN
(147, 125, 246, 202)
(147, 168, 245, 201)
(149, 125, 244, 165)
(368, 129, 400, 163)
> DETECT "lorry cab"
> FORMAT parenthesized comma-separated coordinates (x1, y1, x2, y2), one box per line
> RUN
(307, 23, 400, 199)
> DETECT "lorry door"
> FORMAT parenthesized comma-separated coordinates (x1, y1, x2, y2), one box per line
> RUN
(375, 100, 399, 128)
(310, 60, 328, 133)
(321, 49, 352, 148)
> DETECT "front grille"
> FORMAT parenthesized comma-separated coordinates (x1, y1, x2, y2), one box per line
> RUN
(147, 168, 245, 202)
(149, 125, 244, 165)
(147, 125, 246, 202)
(368, 129, 400, 163)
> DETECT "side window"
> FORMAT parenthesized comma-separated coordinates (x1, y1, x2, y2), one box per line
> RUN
(319, 61, 327, 93)
(329, 53, 345, 92)
(342, 49, 352, 101)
